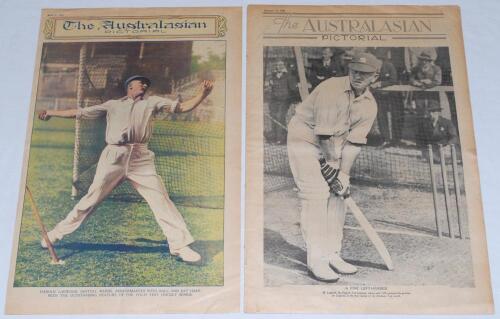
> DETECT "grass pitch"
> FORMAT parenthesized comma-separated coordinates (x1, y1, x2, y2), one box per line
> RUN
(14, 118, 224, 287)
(264, 186, 473, 287)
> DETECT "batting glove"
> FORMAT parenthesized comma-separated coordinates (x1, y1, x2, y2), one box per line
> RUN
(319, 158, 339, 186)
(331, 171, 350, 196)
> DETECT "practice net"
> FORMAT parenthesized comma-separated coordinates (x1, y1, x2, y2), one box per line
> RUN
(264, 46, 464, 193)
(66, 44, 225, 209)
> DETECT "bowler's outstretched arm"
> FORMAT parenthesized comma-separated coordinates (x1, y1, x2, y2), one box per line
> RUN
(175, 80, 214, 113)
(38, 108, 78, 120)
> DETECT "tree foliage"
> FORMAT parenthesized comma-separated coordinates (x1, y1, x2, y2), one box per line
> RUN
(191, 50, 225, 72)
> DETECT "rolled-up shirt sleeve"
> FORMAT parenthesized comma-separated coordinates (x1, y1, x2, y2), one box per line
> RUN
(149, 95, 180, 113)
(76, 101, 111, 119)
(347, 102, 377, 145)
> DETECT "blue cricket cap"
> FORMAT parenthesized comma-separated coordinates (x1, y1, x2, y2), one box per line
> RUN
(124, 75, 151, 88)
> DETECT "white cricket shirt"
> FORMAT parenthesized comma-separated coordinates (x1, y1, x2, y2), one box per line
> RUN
(76, 95, 178, 145)
(293, 76, 377, 145)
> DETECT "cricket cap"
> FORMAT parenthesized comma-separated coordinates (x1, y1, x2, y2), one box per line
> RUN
(418, 49, 437, 61)
(428, 100, 442, 112)
(348, 52, 382, 73)
(124, 75, 151, 88)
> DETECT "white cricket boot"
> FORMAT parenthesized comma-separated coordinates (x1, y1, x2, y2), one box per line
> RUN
(308, 263, 340, 283)
(170, 246, 202, 264)
(329, 253, 358, 274)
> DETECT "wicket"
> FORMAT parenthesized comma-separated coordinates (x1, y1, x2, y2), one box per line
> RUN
(439, 144, 454, 238)
(427, 145, 442, 238)
(428, 144, 465, 239)
(451, 144, 465, 239)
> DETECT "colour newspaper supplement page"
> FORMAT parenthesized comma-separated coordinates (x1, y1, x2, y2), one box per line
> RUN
(5, 7, 241, 314)
(245, 5, 493, 314)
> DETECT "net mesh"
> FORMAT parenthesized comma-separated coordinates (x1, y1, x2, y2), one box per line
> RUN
(263, 46, 464, 193)
(77, 73, 225, 209)
(37, 42, 225, 209)
(76, 119, 225, 209)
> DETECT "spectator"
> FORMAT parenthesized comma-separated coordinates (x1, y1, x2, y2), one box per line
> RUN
(405, 47, 438, 72)
(409, 48, 442, 146)
(410, 49, 442, 89)
(308, 48, 339, 90)
(421, 102, 459, 162)
(332, 48, 354, 77)
(422, 102, 458, 145)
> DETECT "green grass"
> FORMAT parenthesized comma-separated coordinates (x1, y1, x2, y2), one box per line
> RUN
(15, 118, 224, 287)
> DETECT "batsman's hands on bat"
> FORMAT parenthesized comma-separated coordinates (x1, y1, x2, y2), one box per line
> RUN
(200, 80, 214, 98)
(38, 110, 51, 121)
(331, 171, 350, 196)
(319, 158, 339, 187)
(319, 158, 351, 196)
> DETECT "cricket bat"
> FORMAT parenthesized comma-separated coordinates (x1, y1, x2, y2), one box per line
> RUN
(344, 196, 394, 271)
(25, 185, 64, 265)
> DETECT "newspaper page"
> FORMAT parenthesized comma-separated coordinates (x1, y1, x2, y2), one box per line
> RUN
(5, 7, 241, 314)
(246, 5, 493, 314)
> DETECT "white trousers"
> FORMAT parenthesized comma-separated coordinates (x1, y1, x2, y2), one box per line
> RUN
(51, 144, 194, 250)
(287, 117, 346, 270)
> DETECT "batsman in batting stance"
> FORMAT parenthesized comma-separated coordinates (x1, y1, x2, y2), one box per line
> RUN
(287, 52, 381, 282)
(38, 75, 213, 264)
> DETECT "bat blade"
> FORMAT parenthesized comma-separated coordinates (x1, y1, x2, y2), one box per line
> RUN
(25, 185, 62, 265)
(344, 197, 394, 271)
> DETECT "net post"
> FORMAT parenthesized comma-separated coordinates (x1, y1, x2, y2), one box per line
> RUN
(292, 47, 310, 101)
(72, 43, 87, 199)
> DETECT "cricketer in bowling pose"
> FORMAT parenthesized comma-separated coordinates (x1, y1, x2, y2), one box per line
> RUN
(287, 53, 381, 282)
(38, 75, 214, 264)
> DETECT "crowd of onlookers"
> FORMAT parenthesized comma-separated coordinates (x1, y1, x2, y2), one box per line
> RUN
(265, 47, 458, 153)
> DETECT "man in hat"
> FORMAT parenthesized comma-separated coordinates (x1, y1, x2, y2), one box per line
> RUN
(409, 49, 442, 89)
(308, 48, 339, 90)
(420, 101, 459, 162)
(409, 48, 442, 146)
(37, 75, 214, 264)
(332, 47, 355, 78)
(422, 103, 458, 146)
(287, 52, 381, 282)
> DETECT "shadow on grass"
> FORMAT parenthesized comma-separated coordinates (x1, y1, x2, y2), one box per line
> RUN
(264, 228, 307, 273)
(264, 228, 389, 274)
(58, 242, 165, 259)
(133, 238, 224, 264)
(32, 144, 74, 149)
(374, 219, 437, 236)
(343, 258, 388, 271)
(57, 238, 223, 265)
(191, 240, 223, 266)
